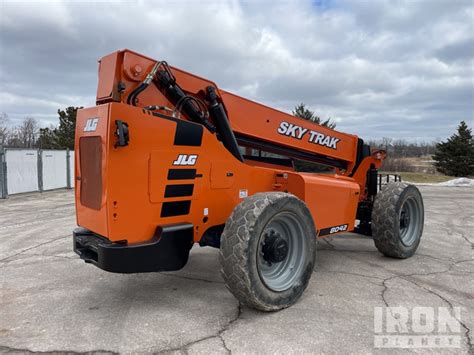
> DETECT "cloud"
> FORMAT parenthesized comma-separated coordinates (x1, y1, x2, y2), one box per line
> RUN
(0, 0, 472, 141)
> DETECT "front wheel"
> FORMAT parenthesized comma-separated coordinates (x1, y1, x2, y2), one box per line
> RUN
(219, 192, 316, 311)
(372, 182, 424, 258)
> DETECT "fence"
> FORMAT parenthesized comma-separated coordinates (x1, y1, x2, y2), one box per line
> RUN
(0, 147, 74, 198)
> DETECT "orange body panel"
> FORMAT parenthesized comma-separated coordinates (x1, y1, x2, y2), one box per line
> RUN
(75, 105, 110, 238)
(75, 49, 384, 246)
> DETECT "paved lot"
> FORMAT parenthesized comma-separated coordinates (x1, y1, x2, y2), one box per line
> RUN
(0, 186, 473, 354)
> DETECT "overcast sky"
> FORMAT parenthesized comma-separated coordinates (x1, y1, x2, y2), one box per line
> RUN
(0, 0, 472, 141)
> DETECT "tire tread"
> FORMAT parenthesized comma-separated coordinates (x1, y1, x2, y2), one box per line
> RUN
(372, 182, 423, 258)
(219, 192, 314, 311)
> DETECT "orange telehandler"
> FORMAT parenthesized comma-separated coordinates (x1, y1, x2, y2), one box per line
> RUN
(73, 49, 424, 311)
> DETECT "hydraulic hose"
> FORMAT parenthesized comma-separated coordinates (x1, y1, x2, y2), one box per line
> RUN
(126, 83, 147, 105)
(154, 70, 216, 133)
(206, 86, 243, 162)
(126, 62, 161, 106)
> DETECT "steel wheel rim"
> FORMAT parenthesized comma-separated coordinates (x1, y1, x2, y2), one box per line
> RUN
(257, 211, 307, 292)
(399, 196, 422, 246)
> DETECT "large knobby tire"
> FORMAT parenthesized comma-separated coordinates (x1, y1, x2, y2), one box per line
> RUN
(372, 182, 424, 258)
(219, 192, 316, 311)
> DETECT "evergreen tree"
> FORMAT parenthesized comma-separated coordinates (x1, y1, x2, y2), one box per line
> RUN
(55, 107, 79, 149)
(37, 127, 57, 149)
(433, 121, 474, 177)
(292, 103, 336, 129)
(37, 107, 80, 149)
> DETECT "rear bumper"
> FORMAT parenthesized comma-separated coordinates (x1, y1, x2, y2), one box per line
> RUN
(73, 224, 194, 273)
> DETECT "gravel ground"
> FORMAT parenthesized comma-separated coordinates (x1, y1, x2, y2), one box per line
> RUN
(0, 186, 473, 354)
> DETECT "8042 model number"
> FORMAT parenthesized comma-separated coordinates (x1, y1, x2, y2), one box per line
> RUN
(329, 224, 348, 234)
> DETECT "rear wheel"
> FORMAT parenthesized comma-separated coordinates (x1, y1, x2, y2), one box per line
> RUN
(372, 182, 424, 258)
(219, 192, 316, 311)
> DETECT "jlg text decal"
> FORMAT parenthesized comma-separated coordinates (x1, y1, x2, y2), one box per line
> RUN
(277, 121, 340, 150)
(84, 118, 99, 132)
(173, 154, 198, 166)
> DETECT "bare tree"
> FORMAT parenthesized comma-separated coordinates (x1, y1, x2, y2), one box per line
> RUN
(0, 112, 9, 147)
(381, 137, 393, 151)
(7, 117, 39, 148)
(19, 117, 39, 148)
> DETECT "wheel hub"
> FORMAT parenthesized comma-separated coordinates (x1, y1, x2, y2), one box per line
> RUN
(262, 230, 289, 264)
(400, 209, 410, 228)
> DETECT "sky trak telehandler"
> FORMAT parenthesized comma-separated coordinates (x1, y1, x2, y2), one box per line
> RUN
(73, 49, 424, 311)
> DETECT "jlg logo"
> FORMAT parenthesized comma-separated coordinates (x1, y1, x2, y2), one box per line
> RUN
(329, 224, 348, 234)
(173, 154, 198, 166)
(84, 118, 99, 132)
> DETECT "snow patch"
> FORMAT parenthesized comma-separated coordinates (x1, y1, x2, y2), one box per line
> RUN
(437, 178, 474, 187)
(408, 178, 474, 187)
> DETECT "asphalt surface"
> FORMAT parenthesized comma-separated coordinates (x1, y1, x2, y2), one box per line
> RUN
(0, 186, 473, 354)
